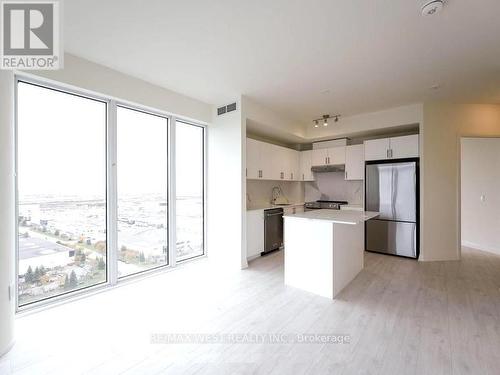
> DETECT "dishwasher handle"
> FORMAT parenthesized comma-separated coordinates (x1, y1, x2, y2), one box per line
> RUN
(265, 212, 283, 217)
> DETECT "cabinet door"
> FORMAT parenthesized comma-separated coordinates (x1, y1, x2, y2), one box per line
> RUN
(364, 138, 390, 161)
(289, 150, 299, 180)
(246, 138, 260, 179)
(246, 210, 264, 259)
(328, 146, 346, 165)
(390, 134, 419, 159)
(299, 150, 313, 181)
(345, 144, 364, 180)
(312, 148, 328, 166)
(261, 142, 277, 180)
(270, 145, 286, 180)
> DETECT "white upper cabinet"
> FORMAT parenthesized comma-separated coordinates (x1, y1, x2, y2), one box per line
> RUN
(311, 146, 346, 166)
(390, 134, 419, 159)
(246, 138, 261, 179)
(246, 138, 301, 181)
(345, 144, 364, 180)
(329, 146, 346, 165)
(311, 148, 328, 166)
(364, 138, 391, 161)
(286, 149, 299, 181)
(299, 150, 314, 181)
(364, 134, 419, 161)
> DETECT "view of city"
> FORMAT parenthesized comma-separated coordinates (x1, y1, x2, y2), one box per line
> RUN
(18, 194, 203, 305)
(17, 81, 205, 306)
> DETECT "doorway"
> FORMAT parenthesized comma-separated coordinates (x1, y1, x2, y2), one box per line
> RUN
(460, 137, 500, 255)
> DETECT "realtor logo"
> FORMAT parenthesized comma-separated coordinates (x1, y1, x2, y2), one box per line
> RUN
(1, 0, 62, 69)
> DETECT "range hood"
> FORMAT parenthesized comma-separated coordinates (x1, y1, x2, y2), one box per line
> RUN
(311, 164, 345, 173)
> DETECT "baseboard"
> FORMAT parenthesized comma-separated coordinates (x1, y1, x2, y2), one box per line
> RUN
(247, 254, 261, 262)
(462, 241, 500, 255)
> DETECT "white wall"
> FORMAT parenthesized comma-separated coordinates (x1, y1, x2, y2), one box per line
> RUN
(461, 138, 500, 254)
(421, 103, 500, 261)
(0, 70, 15, 356)
(207, 100, 247, 269)
(24, 54, 212, 123)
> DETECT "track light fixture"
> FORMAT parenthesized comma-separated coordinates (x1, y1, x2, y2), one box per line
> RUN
(312, 114, 340, 128)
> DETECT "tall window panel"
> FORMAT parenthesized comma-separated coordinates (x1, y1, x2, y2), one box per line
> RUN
(17, 81, 107, 306)
(176, 121, 205, 261)
(117, 107, 169, 277)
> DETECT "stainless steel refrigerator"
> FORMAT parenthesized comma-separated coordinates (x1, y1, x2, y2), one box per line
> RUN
(365, 159, 419, 259)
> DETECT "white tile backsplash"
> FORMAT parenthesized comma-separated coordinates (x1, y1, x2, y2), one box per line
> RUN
(246, 180, 304, 207)
(305, 172, 363, 204)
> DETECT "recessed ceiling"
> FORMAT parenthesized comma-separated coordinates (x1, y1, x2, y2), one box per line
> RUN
(64, 0, 500, 124)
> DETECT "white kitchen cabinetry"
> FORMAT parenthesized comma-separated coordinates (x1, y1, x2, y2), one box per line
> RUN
(246, 210, 264, 260)
(312, 148, 328, 166)
(246, 138, 261, 179)
(345, 144, 365, 180)
(364, 138, 390, 161)
(364, 134, 419, 161)
(299, 150, 314, 181)
(311, 146, 346, 166)
(246, 138, 301, 181)
(390, 134, 419, 159)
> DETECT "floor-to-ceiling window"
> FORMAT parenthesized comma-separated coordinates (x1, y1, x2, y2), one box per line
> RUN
(16, 78, 206, 309)
(17, 81, 108, 306)
(117, 106, 169, 277)
(175, 121, 205, 261)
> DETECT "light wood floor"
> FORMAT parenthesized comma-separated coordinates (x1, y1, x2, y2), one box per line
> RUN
(2, 247, 500, 375)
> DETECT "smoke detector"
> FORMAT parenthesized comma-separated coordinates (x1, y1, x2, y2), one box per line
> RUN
(421, 0, 444, 16)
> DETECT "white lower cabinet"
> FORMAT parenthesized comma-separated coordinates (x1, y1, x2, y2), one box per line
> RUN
(246, 210, 264, 259)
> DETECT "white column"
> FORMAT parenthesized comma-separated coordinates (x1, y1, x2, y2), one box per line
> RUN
(0, 71, 15, 356)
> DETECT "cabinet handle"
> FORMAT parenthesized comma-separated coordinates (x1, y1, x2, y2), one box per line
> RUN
(302, 173, 304, 180)
(291, 173, 293, 180)
(390, 149, 393, 158)
(246, 168, 247, 177)
(345, 171, 348, 179)
(386, 149, 390, 158)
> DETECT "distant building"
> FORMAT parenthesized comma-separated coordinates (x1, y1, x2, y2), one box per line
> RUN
(18, 236, 73, 275)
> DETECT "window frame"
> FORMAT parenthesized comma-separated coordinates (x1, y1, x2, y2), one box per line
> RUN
(174, 119, 207, 263)
(14, 74, 207, 312)
(115, 103, 171, 279)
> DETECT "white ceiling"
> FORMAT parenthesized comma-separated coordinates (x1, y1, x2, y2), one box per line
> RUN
(64, 0, 500, 124)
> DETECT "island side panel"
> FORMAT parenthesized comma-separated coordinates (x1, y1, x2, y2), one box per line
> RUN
(332, 222, 364, 297)
(284, 217, 334, 299)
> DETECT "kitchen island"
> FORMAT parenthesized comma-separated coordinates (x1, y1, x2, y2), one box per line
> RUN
(284, 209, 378, 299)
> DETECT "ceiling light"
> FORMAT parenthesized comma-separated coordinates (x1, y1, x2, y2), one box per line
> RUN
(421, 0, 444, 16)
(312, 114, 340, 128)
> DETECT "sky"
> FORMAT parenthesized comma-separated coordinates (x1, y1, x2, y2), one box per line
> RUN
(17, 81, 203, 200)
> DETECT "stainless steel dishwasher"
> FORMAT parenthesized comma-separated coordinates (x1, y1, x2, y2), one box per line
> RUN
(262, 208, 284, 255)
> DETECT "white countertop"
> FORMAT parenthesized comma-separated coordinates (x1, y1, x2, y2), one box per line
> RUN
(247, 202, 305, 211)
(284, 209, 379, 225)
(340, 204, 364, 211)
